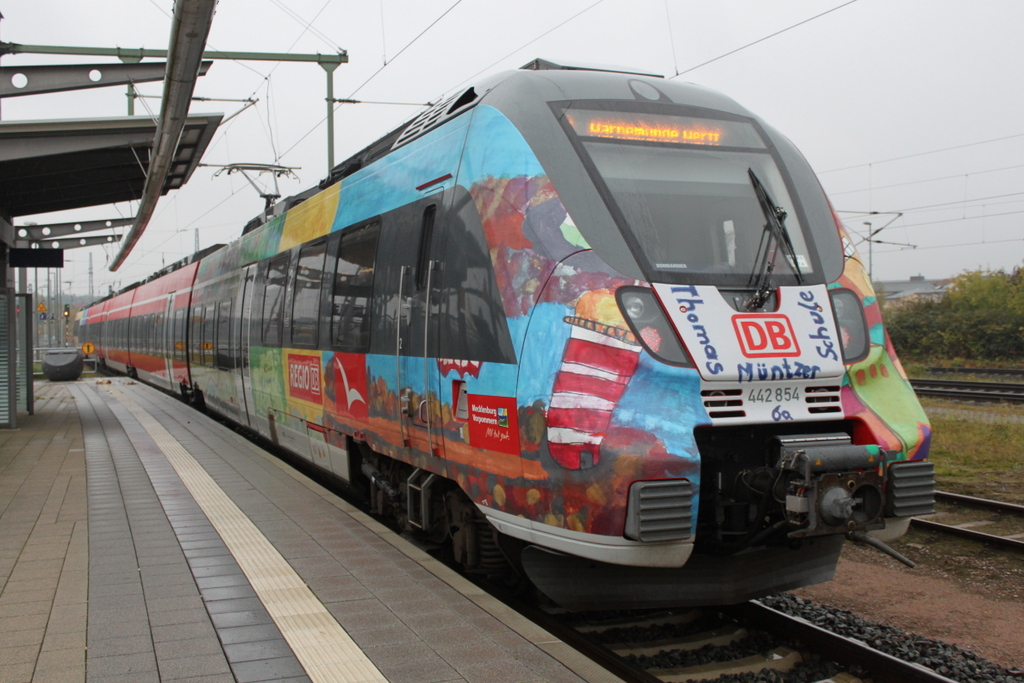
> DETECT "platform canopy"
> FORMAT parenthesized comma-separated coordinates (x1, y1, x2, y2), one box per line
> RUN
(0, 113, 221, 218)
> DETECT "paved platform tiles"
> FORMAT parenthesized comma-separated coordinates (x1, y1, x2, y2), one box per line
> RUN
(0, 380, 623, 683)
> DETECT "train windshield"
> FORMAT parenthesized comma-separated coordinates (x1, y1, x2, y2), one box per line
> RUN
(564, 108, 815, 286)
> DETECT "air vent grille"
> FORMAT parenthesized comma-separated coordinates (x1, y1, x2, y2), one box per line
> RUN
(392, 88, 478, 150)
(886, 460, 936, 518)
(701, 389, 745, 418)
(625, 480, 693, 542)
(805, 385, 842, 414)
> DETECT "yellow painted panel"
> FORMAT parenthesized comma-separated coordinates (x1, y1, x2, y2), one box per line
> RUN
(280, 183, 340, 251)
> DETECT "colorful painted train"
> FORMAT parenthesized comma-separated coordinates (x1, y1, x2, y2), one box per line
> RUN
(81, 61, 934, 609)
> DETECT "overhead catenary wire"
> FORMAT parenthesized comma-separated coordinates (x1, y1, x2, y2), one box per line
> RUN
(441, 0, 608, 98)
(873, 234, 1024, 255)
(346, 0, 464, 100)
(820, 132, 1024, 174)
(104, 1, 1019, 284)
(827, 162, 1024, 196)
(378, 0, 388, 65)
(115, 0, 334, 278)
(870, 207, 1024, 233)
(266, 0, 342, 53)
(275, 0, 466, 164)
(670, 1, 859, 77)
(841, 191, 1024, 216)
(663, 0, 679, 76)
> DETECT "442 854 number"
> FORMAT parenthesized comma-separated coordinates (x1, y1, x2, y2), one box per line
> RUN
(748, 386, 801, 403)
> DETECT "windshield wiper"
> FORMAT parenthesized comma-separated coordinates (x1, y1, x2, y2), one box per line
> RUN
(745, 168, 803, 310)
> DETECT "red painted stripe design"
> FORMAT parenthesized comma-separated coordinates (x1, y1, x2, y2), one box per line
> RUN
(552, 372, 629, 404)
(563, 337, 640, 377)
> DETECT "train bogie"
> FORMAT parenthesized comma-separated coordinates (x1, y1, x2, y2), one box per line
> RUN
(82, 61, 934, 609)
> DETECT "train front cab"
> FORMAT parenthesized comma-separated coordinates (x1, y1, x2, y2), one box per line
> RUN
(467, 69, 936, 608)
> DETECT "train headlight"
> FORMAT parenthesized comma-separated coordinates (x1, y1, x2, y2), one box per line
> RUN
(616, 287, 693, 367)
(622, 293, 648, 321)
(829, 288, 869, 363)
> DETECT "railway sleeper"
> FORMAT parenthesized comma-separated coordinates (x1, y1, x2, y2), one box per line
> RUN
(648, 645, 802, 682)
(609, 625, 749, 657)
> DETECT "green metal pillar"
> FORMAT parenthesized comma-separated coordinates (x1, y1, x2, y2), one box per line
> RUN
(322, 60, 340, 173)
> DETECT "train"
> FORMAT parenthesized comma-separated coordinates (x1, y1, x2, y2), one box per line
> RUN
(79, 60, 935, 610)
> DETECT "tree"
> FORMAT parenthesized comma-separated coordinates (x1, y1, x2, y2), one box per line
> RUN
(883, 268, 1024, 363)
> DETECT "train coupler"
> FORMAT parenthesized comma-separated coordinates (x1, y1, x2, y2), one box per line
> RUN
(774, 434, 888, 539)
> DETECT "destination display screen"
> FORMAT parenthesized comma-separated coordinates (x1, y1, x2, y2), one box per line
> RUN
(565, 110, 765, 148)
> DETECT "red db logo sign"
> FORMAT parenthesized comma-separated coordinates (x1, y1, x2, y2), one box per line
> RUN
(732, 315, 800, 358)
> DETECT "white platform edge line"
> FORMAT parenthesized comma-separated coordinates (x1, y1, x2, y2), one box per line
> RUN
(104, 385, 388, 683)
(116, 381, 628, 683)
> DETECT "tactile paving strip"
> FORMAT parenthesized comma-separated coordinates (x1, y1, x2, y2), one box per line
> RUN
(104, 384, 387, 683)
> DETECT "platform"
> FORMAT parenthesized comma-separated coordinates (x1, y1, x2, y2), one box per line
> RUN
(0, 379, 623, 683)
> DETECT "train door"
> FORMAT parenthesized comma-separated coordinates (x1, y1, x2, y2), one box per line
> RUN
(162, 296, 174, 390)
(170, 292, 190, 395)
(238, 264, 257, 429)
(394, 193, 452, 468)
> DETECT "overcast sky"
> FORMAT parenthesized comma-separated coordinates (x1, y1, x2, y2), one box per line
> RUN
(4, 0, 1023, 297)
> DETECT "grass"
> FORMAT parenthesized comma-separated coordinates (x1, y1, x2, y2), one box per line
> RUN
(921, 399, 1024, 503)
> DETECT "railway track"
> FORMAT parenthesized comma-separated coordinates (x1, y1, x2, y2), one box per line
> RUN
(911, 490, 1024, 552)
(494, 492, 1024, 683)
(512, 599, 964, 683)
(926, 366, 1024, 378)
(909, 378, 1024, 403)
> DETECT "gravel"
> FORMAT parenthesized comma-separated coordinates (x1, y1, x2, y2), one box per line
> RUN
(587, 612, 729, 645)
(761, 593, 1024, 683)
(626, 631, 780, 670)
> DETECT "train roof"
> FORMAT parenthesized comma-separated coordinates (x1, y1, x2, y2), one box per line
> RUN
(84, 242, 225, 308)
(241, 59, 757, 237)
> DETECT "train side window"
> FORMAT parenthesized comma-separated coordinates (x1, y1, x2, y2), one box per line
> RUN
(262, 253, 289, 347)
(291, 238, 327, 348)
(215, 300, 233, 370)
(415, 204, 436, 291)
(141, 314, 149, 355)
(155, 311, 165, 357)
(191, 307, 204, 364)
(202, 305, 216, 366)
(172, 308, 187, 362)
(331, 222, 380, 351)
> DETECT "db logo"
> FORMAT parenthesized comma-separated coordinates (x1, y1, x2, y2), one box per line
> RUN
(732, 315, 800, 358)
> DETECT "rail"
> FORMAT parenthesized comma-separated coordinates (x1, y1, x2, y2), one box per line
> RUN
(729, 600, 959, 683)
(926, 366, 1024, 378)
(909, 378, 1024, 403)
(911, 490, 1024, 552)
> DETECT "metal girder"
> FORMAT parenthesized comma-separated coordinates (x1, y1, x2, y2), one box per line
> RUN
(0, 41, 347, 66)
(15, 233, 122, 250)
(14, 217, 133, 241)
(0, 61, 211, 98)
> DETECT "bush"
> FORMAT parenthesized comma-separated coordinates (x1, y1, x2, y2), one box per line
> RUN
(883, 268, 1024, 364)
